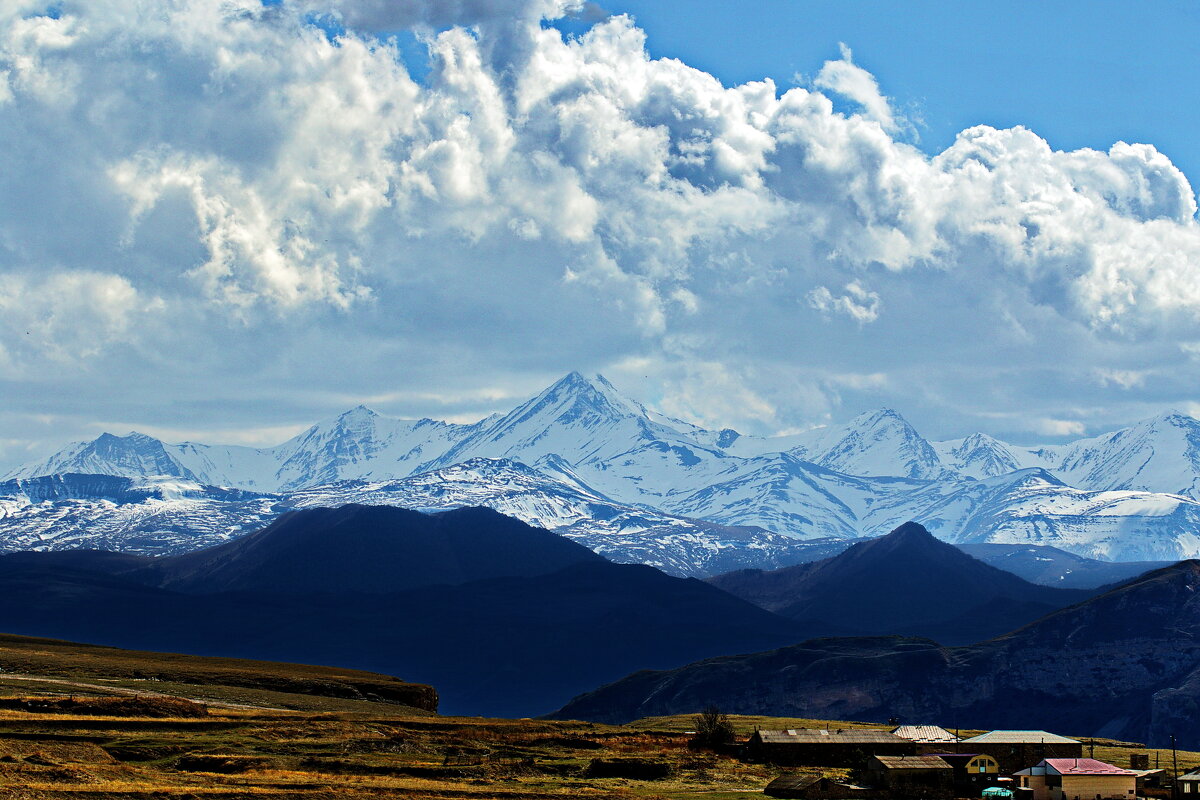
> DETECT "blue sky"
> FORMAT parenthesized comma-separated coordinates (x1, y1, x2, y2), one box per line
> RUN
(0, 0, 1198, 469)
(599, 0, 1200, 182)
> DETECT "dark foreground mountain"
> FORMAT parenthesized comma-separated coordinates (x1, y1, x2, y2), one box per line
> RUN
(556, 560, 1200, 747)
(135, 504, 608, 593)
(708, 522, 1092, 644)
(0, 505, 802, 717)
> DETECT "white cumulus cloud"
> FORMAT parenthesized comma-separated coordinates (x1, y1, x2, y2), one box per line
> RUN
(0, 0, 1198, 462)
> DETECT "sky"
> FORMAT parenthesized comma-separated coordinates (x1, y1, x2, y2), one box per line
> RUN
(1, 0, 1199, 470)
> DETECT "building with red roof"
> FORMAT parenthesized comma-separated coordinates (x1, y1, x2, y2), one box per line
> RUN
(1013, 758, 1136, 800)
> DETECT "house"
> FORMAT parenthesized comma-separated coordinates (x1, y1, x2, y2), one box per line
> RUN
(1131, 769, 1169, 799)
(1012, 758, 1136, 800)
(892, 725, 962, 753)
(959, 731, 1083, 773)
(1177, 769, 1200, 796)
(763, 775, 878, 799)
(866, 755, 954, 798)
(747, 729, 915, 768)
(933, 752, 1004, 792)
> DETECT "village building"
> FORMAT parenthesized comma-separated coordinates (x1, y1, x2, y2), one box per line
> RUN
(763, 775, 877, 800)
(746, 729, 915, 768)
(960, 731, 1083, 773)
(1013, 758, 1136, 800)
(1177, 770, 1200, 796)
(1131, 768, 1169, 798)
(891, 725, 962, 753)
(933, 752, 1005, 792)
(866, 754, 955, 798)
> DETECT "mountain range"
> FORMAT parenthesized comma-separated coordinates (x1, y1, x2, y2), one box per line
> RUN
(556, 550, 1200, 748)
(0, 509, 1107, 719)
(0, 505, 810, 716)
(7, 372, 1200, 568)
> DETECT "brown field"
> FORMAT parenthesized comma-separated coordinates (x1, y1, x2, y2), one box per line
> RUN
(1, 633, 1198, 799)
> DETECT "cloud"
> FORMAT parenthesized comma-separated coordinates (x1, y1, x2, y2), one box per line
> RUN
(0, 0, 1199, 462)
(1093, 368, 1148, 390)
(807, 280, 881, 323)
(1033, 418, 1088, 437)
(0, 270, 161, 369)
(811, 43, 899, 133)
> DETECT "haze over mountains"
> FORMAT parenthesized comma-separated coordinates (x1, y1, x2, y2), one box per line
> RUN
(7, 372, 1200, 569)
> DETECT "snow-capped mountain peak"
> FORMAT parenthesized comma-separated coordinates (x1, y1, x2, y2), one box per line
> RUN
(428, 372, 676, 469)
(6, 431, 198, 482)
(1052, 409, 1200, 498)
(935, 432, 1025, 479)
(791, 407, 949, 480)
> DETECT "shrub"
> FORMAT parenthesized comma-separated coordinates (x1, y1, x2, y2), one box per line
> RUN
(690, 706, 735, 750)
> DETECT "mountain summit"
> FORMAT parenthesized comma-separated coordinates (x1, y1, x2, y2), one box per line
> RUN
(429, 372, 663, 469)
(9, 375, 1200, 564)
(785, 409, 949, 480)
(709, 520, 1089, 643)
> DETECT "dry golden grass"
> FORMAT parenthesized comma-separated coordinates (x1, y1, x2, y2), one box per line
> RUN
(0, 647, 1195, 800)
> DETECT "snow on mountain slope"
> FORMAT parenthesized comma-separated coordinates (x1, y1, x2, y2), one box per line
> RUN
(934, 433, 1027, 479)
(0, 474, 280, 555)
(662, 453, 930, 539)
(784, 409, 950, 480)
(0, 463, 823, 577)
(933, 413, 1200, 497)
(282, 458, 825, 576)
(8, 433, 201, 483)
(12, 373, 1200, 564)
(7, 409, 480, 493)
(1048, 411, 1200, 499)
(268, 407, 477, 489)
(880, 468, 1200, 561)
(427, 373, 723, 475)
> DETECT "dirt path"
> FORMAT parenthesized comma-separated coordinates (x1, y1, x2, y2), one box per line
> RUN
(0, 673, 279, 711)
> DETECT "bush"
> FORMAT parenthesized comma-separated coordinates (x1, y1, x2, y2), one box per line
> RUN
(690, 705, 735, 750)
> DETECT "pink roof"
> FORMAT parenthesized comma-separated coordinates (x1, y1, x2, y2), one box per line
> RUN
(1044, 759, 1136, 776)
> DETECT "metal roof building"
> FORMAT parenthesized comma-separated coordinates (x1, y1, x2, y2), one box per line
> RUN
(755, 729, 913, 745)
(747, 728, 916, 768)
(1014, 758, 1137, 800)
(871, 755, 955, 770)
(957, 731, 1083, 773)
(962, 731, 1081, 745)
(892, 725, 962, 745)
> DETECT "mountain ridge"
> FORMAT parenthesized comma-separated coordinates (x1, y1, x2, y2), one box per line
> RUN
(554, 556, 1200, 746)
(9, 372, 1200, 564)
(707, 522, 1092, 644)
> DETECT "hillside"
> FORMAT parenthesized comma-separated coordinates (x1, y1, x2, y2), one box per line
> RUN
(0, 505, 804, 717)
(708, 522, 1092, 643)
(134, 504, 606, 594)
(556, 561, 1200, 747)
(0, 631, 438, 712)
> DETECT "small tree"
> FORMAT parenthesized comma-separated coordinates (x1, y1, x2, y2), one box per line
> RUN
(691, 705, 735, 750)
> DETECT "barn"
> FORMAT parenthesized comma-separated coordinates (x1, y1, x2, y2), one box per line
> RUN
(747, 729, 915, 768)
